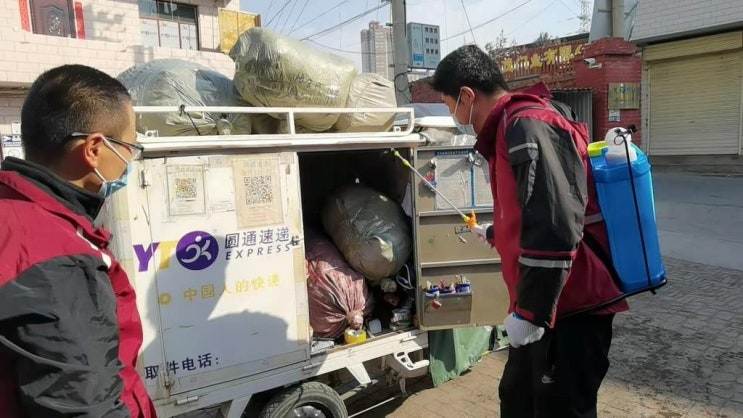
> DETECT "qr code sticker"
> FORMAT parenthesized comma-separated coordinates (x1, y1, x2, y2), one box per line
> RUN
(244, 175, 273, 205)
(174, 177, 197, 200)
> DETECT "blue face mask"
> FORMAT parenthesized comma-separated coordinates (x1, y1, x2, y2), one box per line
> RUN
(95, 139, 131, 198)
(452, 92, 476, 136)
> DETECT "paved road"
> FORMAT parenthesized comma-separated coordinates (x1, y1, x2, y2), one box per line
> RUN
(653, 173, 743, 271)
(349, 257, 743, 418)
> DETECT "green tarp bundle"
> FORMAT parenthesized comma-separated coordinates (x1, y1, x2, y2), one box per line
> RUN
(428, 326, 509, 387)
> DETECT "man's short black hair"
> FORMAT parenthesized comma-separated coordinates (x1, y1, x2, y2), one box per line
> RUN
(429, 45, 509, 98)
(21, 64, 131, 164)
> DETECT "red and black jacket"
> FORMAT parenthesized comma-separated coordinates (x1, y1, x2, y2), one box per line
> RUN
(0, 157, 156, 417)
(475, 91, 628, 328)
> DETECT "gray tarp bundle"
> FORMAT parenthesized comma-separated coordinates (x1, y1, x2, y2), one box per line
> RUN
(334, 73, 397, 133)
(321, 184, 412, 284)
(118, 59, 252, 136)
(229, 27, 357, 133)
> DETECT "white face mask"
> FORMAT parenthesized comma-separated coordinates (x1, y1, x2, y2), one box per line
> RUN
(452, 92, 476, 136)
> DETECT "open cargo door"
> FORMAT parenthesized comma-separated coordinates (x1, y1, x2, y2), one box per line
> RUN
(134, 152, 310, 396)
(413, 146, 510, 330)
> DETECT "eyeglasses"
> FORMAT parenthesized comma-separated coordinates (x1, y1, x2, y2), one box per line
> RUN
(68, 132, 144, 160)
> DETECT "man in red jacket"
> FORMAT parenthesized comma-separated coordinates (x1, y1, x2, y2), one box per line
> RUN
(430, 45, 628, 417)
(0, 65, 156, 417)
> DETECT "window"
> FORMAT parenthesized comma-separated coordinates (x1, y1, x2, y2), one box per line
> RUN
(425, 27, 429, 33)
(29, 0, 76, 38)
(138, 0, 198, 50)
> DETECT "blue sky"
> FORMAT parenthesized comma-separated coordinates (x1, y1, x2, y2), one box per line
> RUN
(238, 0, 589, 70)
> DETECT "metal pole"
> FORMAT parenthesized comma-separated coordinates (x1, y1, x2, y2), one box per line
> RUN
(390, 149, 476, 227)
(391, 0, 410, 105)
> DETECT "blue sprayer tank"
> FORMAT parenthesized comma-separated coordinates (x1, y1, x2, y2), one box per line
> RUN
(587, 128, 666, 294)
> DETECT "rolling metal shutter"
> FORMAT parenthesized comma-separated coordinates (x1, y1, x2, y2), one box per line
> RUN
(646, 33, 743, 156)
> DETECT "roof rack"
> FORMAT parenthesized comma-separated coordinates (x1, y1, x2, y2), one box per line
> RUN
(132, 105, 420, 154)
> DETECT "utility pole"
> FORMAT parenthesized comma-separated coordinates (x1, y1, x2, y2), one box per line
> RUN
(389, 0, 410, 105)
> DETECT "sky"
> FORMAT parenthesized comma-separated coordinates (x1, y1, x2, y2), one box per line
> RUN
(238, 0, 590, 71)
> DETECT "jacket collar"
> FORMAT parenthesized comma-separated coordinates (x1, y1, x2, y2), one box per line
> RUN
(473, 91, 549, 161)
(0, 157, 110, 245)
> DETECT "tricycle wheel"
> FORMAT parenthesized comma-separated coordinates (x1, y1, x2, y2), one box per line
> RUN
(257, 381, 347, 418)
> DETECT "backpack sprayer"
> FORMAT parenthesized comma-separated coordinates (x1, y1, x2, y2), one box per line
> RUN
(389, 148, 478, 228)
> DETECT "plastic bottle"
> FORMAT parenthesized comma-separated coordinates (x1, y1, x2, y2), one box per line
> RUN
(604, 127, 637, 165)
(588, 129, 666, 294)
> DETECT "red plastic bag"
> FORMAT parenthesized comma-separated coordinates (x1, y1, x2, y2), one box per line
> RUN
(306, 231, 375, 339)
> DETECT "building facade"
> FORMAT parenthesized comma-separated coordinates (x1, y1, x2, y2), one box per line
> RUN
(0, 0, 256, 159)
(631, 0, 743, 157)
(361, 20, 393, 80)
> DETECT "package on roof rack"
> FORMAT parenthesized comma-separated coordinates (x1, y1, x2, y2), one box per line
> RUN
(334, 73, 397, 133)
(118, 59, 252, 137)
(229, 27, 357, 133)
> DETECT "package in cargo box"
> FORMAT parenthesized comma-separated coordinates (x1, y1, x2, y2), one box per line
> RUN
(334, 73, 397, 133)
(229, 27, 357, 132)
(118, 59, 252, 136)
(305, 231, 375, 339)
(321, 184, 412, 285)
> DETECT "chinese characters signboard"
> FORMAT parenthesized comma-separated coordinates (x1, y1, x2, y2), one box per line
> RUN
(608, 83, 640, 109)
(498, 40, 588, 80)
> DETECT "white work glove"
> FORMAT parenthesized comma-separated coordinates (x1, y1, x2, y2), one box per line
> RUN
(470, 223, 492, 245)
(504, 313, 545, 348)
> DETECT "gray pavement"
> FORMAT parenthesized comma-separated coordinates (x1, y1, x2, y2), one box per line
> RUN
(350, 256, 743, 417)
(654, 173, 743, 271)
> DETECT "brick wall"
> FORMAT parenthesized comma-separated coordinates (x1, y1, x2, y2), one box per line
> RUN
(0, 0, 239, 83)
(410, 79, 441, 103)
(0, 0, 243, 140)
(574, 38, 642, 145)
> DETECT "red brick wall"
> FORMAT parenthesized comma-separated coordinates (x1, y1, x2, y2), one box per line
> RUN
(410, 80, 442, 103)
(573, 38, 643, 144)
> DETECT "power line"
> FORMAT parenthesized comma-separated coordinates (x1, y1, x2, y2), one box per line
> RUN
(288, 0, 352, 35)
(460, 0, 477, 44)
(301, 2, 389, 40)
(556, 0, 580, 16)
(288, 0, 311, 33)
(303, 39, 375, 55)
(265, 0, 293, 27)
(278, 0, 300, 33)
(442, 0, 536, 41)
(506, 0, 556, 36)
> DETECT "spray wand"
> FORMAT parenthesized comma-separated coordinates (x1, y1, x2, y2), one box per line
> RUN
(390, 148, 477, 228)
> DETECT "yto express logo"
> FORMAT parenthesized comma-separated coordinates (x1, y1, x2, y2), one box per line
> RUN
(134, 231, 219, 272)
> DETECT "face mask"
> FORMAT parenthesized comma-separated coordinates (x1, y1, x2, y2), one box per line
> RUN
(95, 139, 131, 198)
(452, 92, 476, 136)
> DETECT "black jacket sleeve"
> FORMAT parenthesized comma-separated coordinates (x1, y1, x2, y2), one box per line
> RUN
(0, 255, 129, 417)
(505, 117, 587, 328)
